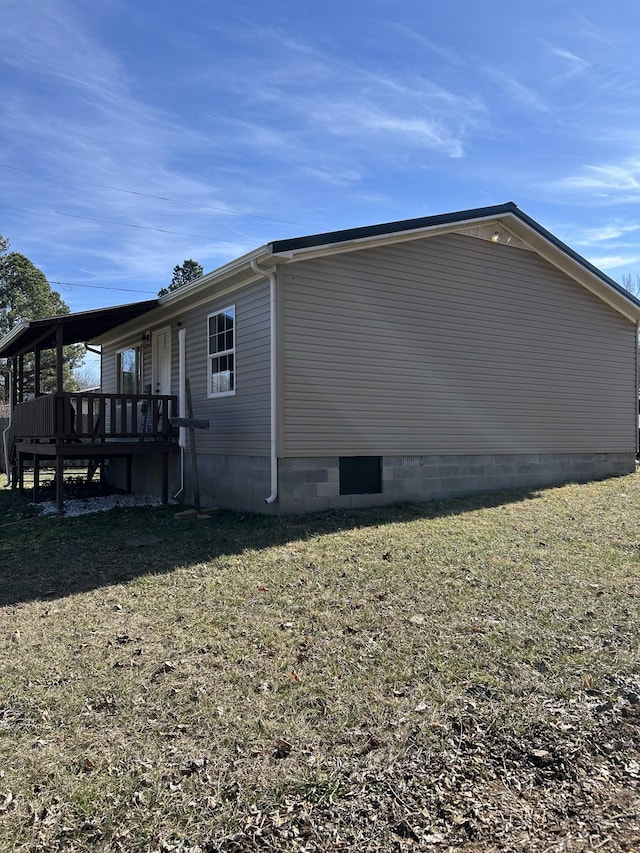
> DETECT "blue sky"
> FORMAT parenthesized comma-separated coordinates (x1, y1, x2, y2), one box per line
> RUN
(2, 0, 640, 315)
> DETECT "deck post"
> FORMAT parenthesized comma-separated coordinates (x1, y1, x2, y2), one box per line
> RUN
(56, 454, 64, 515)
(33, 456, 40, 502)
(162, 451, 169, 504)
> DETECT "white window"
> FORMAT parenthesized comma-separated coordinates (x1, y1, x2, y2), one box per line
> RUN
(117, 346, 143, 394)
(207, 306, 235, 397)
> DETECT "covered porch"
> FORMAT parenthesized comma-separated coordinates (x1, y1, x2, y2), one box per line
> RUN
(0, 300, 178, 514)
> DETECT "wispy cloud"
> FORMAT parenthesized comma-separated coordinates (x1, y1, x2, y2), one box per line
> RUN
(304, 97, 467, 158)
(389, 24, 462, 66)
(225, 26, 486, 161)
(482, 67, 551, 114)
(549, 46, 590, 78)
(588, 254, 640, 271)
(576, 223, 640, 244)
(561, 162, 640, 192)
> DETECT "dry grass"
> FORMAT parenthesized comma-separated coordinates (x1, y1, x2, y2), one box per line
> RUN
(1, 475, 640, 851)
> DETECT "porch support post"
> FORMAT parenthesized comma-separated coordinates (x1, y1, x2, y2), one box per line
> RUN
(11, 357, 18, 409)
(18, 355, 24, 403)
(56, 324, 64, 393)
(34, 345, 41, 395)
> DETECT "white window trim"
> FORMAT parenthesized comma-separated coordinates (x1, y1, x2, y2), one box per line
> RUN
(207, 305, 236, 398)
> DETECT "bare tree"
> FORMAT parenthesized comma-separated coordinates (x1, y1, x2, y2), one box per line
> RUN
(620, 273, 640, 298)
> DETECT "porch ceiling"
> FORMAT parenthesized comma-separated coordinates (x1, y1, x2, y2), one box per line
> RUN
(0, 299, 158, 358)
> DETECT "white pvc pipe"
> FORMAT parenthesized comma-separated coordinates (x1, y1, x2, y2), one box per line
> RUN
(173, 327, 187, 500)
(1, 368, 11, 487)
(178, 327, 187, 449)
(251, 260, 278, 504)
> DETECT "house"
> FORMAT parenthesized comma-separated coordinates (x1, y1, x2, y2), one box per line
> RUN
(3, 202, 640, 514)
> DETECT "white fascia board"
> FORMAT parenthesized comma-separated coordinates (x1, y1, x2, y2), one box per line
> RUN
(270, 214, 504, 263)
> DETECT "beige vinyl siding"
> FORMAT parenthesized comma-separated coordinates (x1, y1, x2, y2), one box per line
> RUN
(280, 233, 636, 457)
(181, 279, 270, 455)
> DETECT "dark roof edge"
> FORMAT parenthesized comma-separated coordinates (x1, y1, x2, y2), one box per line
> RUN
(269, 202, 519, 253)
(23, 298, 159, 328)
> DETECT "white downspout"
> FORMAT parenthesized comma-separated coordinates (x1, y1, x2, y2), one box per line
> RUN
(1, 368, 11, 487)
(633, 322, 640, 459)
(173, 326, 187, 499)
(251, 260, 278, 503)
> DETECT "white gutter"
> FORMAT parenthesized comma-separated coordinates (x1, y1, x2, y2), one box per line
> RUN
(173, 326, 187, 500)
(1, 367, 11, 487)
(251, 259, 278, 504)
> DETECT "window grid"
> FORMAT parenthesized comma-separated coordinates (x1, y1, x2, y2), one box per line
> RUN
(207, 306, 235, 396)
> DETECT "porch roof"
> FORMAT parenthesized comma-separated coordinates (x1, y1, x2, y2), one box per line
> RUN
(0, 299, 158, 358)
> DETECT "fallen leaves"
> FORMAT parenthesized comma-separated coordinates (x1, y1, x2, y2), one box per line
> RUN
(151, 660, 178, 679)
(85, 693, 117, 714)
(0, 790, 14, 812)
(273, 739, 292, 760)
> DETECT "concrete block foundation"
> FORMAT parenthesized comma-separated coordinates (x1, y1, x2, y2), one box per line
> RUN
(107, 450, 636, 514)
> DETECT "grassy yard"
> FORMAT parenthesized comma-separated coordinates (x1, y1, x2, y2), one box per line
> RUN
(1, 475, 640, 851)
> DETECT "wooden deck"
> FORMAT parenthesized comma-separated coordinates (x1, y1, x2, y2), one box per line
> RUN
(8, 392, 178, 513)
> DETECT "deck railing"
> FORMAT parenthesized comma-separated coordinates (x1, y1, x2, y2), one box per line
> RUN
(11, 392, 178, 443)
